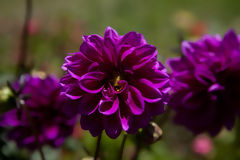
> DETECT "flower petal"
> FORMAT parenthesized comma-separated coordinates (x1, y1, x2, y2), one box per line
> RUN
(64, 82, 84, 100)
(118, 103, 132, 131)
(44, 125, 59, 140)
(121, 45, 157, 70)
(80, 41, 102, 62)
(134, 79, 162, 103)
(104, 26, 119, 41)
(99, 98, 119, 115)
(80, 112, 103, 137)
(79, 72, 105, 94)
(126, 85, 145, 115)
(0, 109, 20, 127)
(78, 94, 101, 115)
(84, 34, 104, 53)
(119, 32, 146, 46)
(104, 37, 117, 66)
(66, 52, 94, 79)
(146, 100, 165, 117)
(102, 113, 122, 139)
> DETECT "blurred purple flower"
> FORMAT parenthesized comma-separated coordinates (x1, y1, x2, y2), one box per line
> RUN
(0, 75, 77, 150)
(168, 30, 240, 136)
(60, 26, 169, 138)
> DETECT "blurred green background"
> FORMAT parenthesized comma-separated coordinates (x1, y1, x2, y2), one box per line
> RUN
(1, 0, 240, 159)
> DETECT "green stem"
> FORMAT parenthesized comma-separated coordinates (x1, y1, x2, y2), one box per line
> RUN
(94, 133, 102, 160)
(118, 134, 127, 160)
(17, 0, 32, 76)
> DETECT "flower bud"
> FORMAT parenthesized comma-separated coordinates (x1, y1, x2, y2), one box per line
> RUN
(142, 122, 163, 144)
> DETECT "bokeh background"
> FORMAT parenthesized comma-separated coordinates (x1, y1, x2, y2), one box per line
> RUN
(1, 0, 240, 159)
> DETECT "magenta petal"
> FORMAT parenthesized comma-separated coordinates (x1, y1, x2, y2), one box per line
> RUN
(119, 32, 145, 46)
(132, 45, 157, 70)
(85, 34, 104, 53)
(181, 41, 196, 63)
(79, 72, 105, 94)
(208, 83, 225, 92)
(147, 100, 165, 117)
(194, 64, 216, 84)
(66, 52, 93, 79)
(102, 114, 122, 139)
(78, 94, 101, 115)
(65, 93, 82, 100)
(127, 85, 145, 115)
(102, 83, 116, 99)
(167, 57, 191, 72)
(104, 37, 117, 66)
(99, 98, 119, 115)
(61, 97, 82, 117)
(121, 45, 156, 70)
(120, 47, 135, 62)
(148, 70, 169, 89)
(65, 83, 84, 100)
(134, 79, 162, 103)
(118, 106, 131, 131)
(221, 30, 239, 54)
(80, 112, 103, 137)
(127, 110, 150, 134)
(104, 26, 119, 40)
(44, 125, 59, 140)
(80, 41, 102, 62)
(0, 109, 20, 127)
(60, 74, 77, 86)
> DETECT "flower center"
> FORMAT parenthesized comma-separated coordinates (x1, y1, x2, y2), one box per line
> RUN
(113, 75, 123, 92)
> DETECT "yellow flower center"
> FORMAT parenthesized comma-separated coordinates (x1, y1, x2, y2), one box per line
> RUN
(113, 75, 123, 92)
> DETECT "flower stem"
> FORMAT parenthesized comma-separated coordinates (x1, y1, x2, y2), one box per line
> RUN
(235, 120, 240, 159)
(132, 143, 142, 160)
(17, 0, 32, 76)
(94, 133, 102, 160)
(118, 134, 127, 160)
(132, 133, 143, 160)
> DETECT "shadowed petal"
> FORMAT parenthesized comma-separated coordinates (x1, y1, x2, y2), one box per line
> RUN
(65, 83, 84, 100)
(80, 112, 103, 137)
(102, 113, 122, 139)
(147, 100, 165, 117)
(78, 94, 101, 115)
(0, 109, 20, 127)
(44, 125, 59, 140)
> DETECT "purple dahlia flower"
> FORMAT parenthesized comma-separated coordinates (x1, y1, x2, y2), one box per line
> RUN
(0, 75, 77, 150)
(60, 27, 169, 138)
(168, 30, 240, 136)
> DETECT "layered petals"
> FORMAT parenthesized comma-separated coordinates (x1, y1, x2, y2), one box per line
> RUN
(61, 26, 169, 138)
(0, 75, 77, 150)
(168, 29, 240, 136)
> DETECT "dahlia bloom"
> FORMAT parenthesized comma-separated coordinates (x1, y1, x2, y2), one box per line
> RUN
(60, 27, 169, 138)
(0, 75, 77, 150)
(168, 30, 240, 136)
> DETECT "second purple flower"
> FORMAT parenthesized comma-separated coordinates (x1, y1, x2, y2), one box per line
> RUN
(60, 27, 170, 138)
